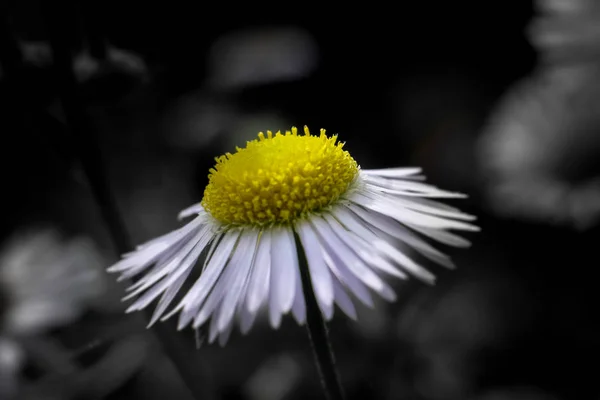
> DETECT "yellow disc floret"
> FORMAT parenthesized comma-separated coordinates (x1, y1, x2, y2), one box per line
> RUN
(201, 126, 359, 226)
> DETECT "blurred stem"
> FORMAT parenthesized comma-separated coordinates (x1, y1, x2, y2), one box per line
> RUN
(40, 2, 214, 400)
(295, 234, 346, 400)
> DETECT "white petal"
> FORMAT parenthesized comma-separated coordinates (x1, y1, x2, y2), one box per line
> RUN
(362, 167, 422, 178)
(108, 240, 172, 274)
(147, 266, 193, 327)
(394, 194, 469, 214)
(350, 191, 479, 232)
(347, 204, 454, 268)
(364, 185, 466, 199)
(178, 203, 205, 220)
(239, 303, 258, 334)
(123, 227, 209, 299)
(208, 315, 220, 344)
(133, 216, 204, 252)
(200, 234, 221, 273)
(269, 226, 297, 328)
(217, 230, 258, 332)
(296, 220, 334, 319)
(161, 230, 239, 328)
(320, 214, 396, 302)
(332, 277, 357, 320)
(246, 231, 271, 313)
(329, 208, 409, 280)
(234, 239, 260, 334)
(333, 207, 435, 284)
(405, 224, 472, 247)
(117, 241, 185, 282)
(362, 175, 443, 192)
(114, 228, 198, 282)
(193, 234, 249, 328)
(290, 260, 306, 325)
(126, 228, 212, 318)
(362, 175, 467, 198)
(363, 187, 476, 221)
(218, 320, 234, 346)
(123, 226, 210, 299)
(310, 218, 375, 306)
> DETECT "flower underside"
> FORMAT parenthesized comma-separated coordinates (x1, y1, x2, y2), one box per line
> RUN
(201, 126, 359, 226)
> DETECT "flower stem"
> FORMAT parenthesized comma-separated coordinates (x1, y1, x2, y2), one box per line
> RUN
(40, 3, 215, 400)
(295, 234, 346, 400)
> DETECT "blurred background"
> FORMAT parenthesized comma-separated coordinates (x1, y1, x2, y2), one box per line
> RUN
(1, 1, 599, 399)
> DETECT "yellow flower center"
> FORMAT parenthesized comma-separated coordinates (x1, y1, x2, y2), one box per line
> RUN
(201, 126, 359, 226)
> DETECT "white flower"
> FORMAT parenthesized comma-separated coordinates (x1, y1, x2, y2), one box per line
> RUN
(478, 66, 600, 230)
(0, 228, 106, 335)
(108, 126, 478, 345)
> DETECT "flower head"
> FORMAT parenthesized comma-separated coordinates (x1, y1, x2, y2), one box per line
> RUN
(202, 127, 358, 225)
(108, 126, 478, 345)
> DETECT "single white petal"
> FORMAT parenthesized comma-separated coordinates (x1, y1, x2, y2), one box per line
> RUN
(347, 204, 454, 268)
(239, 302, 258, 334)
(362, 175, 445, 192)
(246, 230, 271, 313)
(208, 314, 220, 344)
(364, 185, 466, 199)
(178, 203, 205, 220)
(310, 217, 375, 306)
(290, 260, 306, 325)
(362, 175, 467, 198)
(362, 167, 422, 178)
(296, 220, 334, 319)
(269, 226, 297, 328)
(218, 319, 234, 346)
(405, 224, 472, 247)
(332, 277, 357, 320)
(217, 230, 259, 332)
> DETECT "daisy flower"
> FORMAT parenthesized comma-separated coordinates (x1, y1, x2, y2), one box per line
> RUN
(108, 126, 478, 345)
